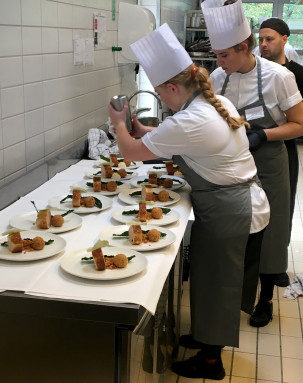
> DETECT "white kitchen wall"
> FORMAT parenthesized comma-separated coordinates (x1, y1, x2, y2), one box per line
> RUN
(0, 0, 137, 203)
(0, 0, 197, 209)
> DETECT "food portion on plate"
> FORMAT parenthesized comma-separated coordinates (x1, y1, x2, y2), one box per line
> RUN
(81, 239, 135, 271)
(9, 209, 82, 234)
(118, 185, 181, 206)
(85, 167, 138, 181)
(30, 200, 73, 229)
(0, 229, 66, 261)
(72, 179, 130, 197)
(48, 192, 113, 213)
(99, 224, 177, 251)
(2, 229, 52, 253)
(60, 246, 147, 280)
(112, 202, 180, 226)
(131, 174, 186, 190)
(95, 154, 143, 169)
(149, 160, 184, 176)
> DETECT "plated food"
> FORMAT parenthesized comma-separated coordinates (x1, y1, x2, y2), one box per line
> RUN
(112, 204, 180, 226)
(73, 179, 130, 196)
(99, 225, 177, 251)
(118, 186, 181, 206)
(9, 210, 82, 233)
(85, 168, 138, 181)
(0, 230, 66, 261)
(60, 246, 147, 280)
(95, 154, 143, 169)
(130, 174, 186, 190)
(148, 161, 184, 177)
(48, 193, 113, 213)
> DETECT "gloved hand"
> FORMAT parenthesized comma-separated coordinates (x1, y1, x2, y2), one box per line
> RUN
(247, 130, 267, 152)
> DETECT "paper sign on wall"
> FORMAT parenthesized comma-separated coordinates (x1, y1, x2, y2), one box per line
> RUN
(73, 36, 94, 66)
(93, 12, 106, 46)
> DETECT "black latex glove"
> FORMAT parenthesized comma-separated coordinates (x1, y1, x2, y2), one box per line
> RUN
(247, 130, 267, 152)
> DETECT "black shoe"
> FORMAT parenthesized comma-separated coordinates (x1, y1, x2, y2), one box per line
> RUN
(171, 351, 225, 380)
(274, 272, 290, 287)
(249, 300, 273, 327)
(179, 333, 204, 349)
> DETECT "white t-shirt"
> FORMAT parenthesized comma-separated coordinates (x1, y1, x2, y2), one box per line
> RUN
(142, 94, 270, 233)
(210, 57, 302, 126)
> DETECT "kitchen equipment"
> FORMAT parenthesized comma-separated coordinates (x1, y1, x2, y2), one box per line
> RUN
(110, 95, 133, 132)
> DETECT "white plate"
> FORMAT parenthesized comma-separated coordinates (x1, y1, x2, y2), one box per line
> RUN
(72, 180, 131, 196)
(60, 247, 147, 280)
(118, 188, 181, 206)
(48, 193, 113, 213)
(130, 175, 186, 191)
(147, 165, 184, 177)
(99, 225, 177, 251)
(85, 168, 138, 180)
(0, 230, 66, 261)
(112, 206, 180, 226)
(94, 159, 143, 169)
(9, 210, 82, 233)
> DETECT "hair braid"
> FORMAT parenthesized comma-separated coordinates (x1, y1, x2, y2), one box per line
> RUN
(162, 64, 249, 130)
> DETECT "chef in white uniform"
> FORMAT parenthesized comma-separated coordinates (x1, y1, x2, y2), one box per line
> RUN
(108, 23, 269, 380)
(202, 0, 303, 328)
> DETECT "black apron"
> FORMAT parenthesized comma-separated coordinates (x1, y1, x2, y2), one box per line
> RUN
(221, 56, 290, 274)
(173, 92, 257, 347)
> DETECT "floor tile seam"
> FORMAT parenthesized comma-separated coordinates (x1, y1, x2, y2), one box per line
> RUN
(277, 291, 284, 383)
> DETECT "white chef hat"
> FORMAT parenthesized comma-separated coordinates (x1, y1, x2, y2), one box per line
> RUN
(201, 0, 251, 50)
(130, 23, 193, 87)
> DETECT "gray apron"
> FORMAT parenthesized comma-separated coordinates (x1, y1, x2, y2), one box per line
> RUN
(173, 92, 256, 347)
(221, 56, 290, 274)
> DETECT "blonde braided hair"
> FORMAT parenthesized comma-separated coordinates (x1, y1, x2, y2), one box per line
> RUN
(162, 64, 249, 130)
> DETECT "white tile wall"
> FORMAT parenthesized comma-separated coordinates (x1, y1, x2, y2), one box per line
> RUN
(0, 57, 23, 88)
(0, 0, 191, 192)
(2, 114, 25, 147)
(21, 0, 41, 26)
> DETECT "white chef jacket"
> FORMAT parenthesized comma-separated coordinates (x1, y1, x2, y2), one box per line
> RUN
(142, 94, 270, 233)
(210, 56, 302, 126)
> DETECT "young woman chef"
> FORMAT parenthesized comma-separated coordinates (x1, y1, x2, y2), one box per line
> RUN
(108, 23, 269, 380)
(202, 0, 303, 328)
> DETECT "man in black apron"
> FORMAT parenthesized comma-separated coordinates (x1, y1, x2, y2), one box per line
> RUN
(109, 22, 270, 380)
(203, 0, 303, 329)
(258, 17, 303, 287)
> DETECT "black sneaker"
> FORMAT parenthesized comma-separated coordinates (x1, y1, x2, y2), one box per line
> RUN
(274, 272, 290, 287)
(179, 334, 204, 349)
(171, 351, 225, 380)
(249, 300, 273, 327)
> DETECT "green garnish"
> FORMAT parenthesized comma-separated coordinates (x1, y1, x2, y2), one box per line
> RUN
(93, 197, 102, 209)
(93, 171, 102, 176)
(129, 191, 142, 197)
(1, 242, 8, 247)
(86, 181, 123, 188)
(61, 210, 74, 217)
(30, 201, 39, 212)
(60, 195, 73, 203)
(100, 155, 110, 162)
(45, 239, 54, 245)
(81, 255, 136, 262)
(86, 182, 93, 187)
(122, 208, 171, 215)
